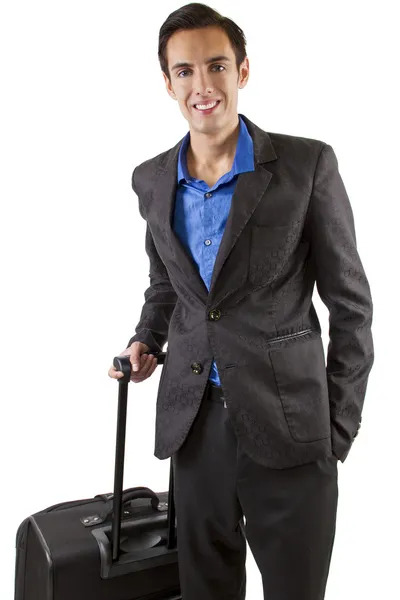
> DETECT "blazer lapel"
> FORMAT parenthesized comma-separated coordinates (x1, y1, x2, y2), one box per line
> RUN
(151, 150, 210, 300)
(150, 114, 278, 303)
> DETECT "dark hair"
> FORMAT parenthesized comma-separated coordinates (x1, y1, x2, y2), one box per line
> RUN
(158, 3, 247, 82)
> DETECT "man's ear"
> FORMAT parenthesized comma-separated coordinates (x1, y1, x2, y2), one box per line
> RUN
(163, 71, 177, 100)
(238, 56, 250, 89)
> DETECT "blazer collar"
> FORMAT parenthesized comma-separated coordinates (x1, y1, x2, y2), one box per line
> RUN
(155, 113, 277, 176)
(148, 114, 278, 305)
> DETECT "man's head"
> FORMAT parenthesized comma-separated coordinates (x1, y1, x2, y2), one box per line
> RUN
(158, 3, 249, 135)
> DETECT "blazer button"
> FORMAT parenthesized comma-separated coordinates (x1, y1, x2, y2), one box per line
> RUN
(191, 362, 203, 374)
(208, 309, 221, 321)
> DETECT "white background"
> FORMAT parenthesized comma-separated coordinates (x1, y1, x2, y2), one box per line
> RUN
(1, 1, 398, 598)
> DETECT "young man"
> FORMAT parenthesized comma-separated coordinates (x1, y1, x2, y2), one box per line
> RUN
(109, 3, 374, 599)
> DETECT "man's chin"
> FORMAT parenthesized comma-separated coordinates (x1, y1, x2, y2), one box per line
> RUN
(189, 114, 225, 133)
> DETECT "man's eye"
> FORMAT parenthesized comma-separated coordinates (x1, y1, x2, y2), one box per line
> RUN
(177, 65, 225, 78)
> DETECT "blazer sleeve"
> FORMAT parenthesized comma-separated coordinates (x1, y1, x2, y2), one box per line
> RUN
(125, 167, 178, 353)
(307, 143, 374, 462)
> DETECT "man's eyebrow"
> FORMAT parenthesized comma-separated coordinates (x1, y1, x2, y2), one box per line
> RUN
(171, 55, 231, 71)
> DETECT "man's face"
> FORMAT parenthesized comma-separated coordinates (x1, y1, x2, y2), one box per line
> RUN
(163, 26, 249, 135)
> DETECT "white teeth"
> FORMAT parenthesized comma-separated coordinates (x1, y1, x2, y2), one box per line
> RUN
(195, 101, 218, 110)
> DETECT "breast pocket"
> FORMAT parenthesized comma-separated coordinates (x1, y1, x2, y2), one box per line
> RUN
(269, 335, 331, 443)
(248, 224, 303, 287)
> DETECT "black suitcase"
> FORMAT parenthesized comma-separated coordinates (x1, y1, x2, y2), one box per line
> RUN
(14, 353, 181, 600)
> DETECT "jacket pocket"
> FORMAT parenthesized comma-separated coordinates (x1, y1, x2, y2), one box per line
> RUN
(269, 335, 331, 443)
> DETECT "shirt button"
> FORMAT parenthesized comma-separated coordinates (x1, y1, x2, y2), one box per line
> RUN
(208, 309, 221, 321)
(205, 192, 212, 198)
(204, 239, 212, 246)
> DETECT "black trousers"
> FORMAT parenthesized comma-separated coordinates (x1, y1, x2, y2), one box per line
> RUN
(172, 381, 338, 600)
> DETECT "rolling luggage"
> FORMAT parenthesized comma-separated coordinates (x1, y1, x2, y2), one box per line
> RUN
(14, 352, 181, 600)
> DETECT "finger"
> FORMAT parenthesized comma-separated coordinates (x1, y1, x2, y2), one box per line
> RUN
(130, 352, 142, 372)
(130, 354, 155, 381)
(148, 357, 158, 377)
(108, 366, 122, 379)
(143, 356, 158, 380)
(140, 353, 154, 377)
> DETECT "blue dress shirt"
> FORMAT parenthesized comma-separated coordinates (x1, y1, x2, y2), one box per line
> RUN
(174, 114, 255, 386)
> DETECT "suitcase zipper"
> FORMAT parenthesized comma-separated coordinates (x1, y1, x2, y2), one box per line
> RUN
(267, 328, 313, 344)
(45, 498, 101, 513)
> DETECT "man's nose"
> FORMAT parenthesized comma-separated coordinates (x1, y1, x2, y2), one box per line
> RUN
(193, 71, 214, 96)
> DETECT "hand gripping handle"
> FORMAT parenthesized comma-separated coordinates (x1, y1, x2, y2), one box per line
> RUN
(113, 350, 167, 384)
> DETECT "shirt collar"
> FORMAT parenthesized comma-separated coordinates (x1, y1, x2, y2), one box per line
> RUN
(177, 114, 254, 184)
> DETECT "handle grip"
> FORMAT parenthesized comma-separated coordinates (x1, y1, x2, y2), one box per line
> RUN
(113, 351, 167, 384)
(95, 485, 154, 504)
(100, 488, 160, 522)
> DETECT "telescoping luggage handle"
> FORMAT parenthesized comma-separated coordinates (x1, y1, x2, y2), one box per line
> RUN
(110, 352, 176, 562)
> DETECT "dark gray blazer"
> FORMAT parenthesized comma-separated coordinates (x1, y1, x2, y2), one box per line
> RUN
(127, 113, 374, 468)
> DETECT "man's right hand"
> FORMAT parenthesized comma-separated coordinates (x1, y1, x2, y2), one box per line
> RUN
(108, 342, 158, 383)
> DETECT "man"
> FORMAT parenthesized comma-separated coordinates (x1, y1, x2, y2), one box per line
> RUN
(108, 3, 374, 599)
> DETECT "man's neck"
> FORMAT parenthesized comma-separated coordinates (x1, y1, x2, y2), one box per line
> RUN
(187, 115, 240, 172)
